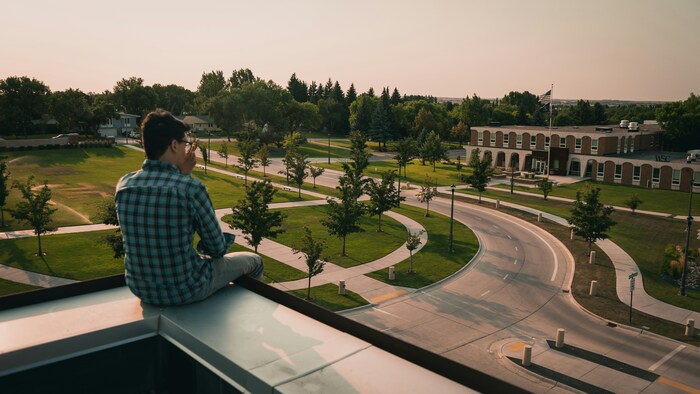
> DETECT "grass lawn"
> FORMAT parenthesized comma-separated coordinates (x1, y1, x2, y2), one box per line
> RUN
(223, 204, 407, 269)
(451, 189, 700, 312)
(0, 278, 42, 297)
(205, 140, 349, 159)
(0, 230, 124, 280)
(318, 159, 472, 187)
(488, 206, 700, 346)
(365, 204, 478, 288)
(289, 283, 368, 312)
(493, 180, 700, 217)
(228, 243, 307, 284)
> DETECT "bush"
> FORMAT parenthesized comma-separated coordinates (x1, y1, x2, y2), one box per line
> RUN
(661, 243, 698, 279)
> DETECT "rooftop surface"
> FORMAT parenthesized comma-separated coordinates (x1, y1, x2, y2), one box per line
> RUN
(474, 124, 663, 135)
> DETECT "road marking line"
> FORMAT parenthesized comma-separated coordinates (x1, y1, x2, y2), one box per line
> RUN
(515, 246, 519, 251)
(649, 345, 685, 371)
(480, 290, 490, 297)
(514, 259, 518, 265)
(420, 290, 443, 302)
(370, 289, 408, 304)
(503, 274, 509, 280)
(371, 307, 404, 320)
(507, 235, 512, 240)
(656, 376, 700, 394)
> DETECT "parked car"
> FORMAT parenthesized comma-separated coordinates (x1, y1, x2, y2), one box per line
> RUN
(619, 120, 630, 128)
(628, 122, 639, 131)
(52, 133, 79, 139)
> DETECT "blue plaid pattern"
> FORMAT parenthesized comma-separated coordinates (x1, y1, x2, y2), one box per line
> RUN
(115, 160, 232, 306)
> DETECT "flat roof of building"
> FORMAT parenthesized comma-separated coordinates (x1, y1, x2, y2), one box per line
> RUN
(473, 124, 663, 135)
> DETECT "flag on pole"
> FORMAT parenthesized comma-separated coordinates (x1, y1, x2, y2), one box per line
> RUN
(538, 90, 552, 105)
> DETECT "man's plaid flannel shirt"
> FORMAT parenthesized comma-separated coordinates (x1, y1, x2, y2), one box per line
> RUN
(115, 160, 232, 306)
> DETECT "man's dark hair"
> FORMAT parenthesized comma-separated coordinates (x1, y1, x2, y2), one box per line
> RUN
(141, 109, 190, 160)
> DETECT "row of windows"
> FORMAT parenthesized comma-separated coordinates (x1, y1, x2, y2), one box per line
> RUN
(478, 132, 598, 151)
(595, 163, 692, 185)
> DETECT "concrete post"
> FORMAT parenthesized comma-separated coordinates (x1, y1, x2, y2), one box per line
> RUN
(389, 266, 395, 280)
(338, 280, 346, 295)
(537, 212, 542, 222)
(555, 328, 565, 348)
(686, 319, 695, 337)
(522, 345, 532, 367)
(496, 200, 500, 209)
(570, 229, 575, 240)
(589, 280, 598, 296)
(589, 251, 596, 265)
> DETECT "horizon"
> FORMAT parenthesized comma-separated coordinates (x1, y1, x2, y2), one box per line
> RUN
(2, 0, 699, 102)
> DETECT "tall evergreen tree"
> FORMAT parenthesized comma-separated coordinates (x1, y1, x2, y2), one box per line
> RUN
(346, 83, 358, 106)
(367, 87, 375, 97)
(332, 81, 345, 105)
(368, 101, 391, 147)
(308, 81, 319, 104)
(390, 87, 402, 105)
(287, 73, 309, 102)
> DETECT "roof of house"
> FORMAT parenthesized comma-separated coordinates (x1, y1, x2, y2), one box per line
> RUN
(473, 123, 663, 135)
(181, 115, 213, 124)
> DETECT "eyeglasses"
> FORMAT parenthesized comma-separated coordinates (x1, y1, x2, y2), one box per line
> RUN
(177, 139, 193, 149)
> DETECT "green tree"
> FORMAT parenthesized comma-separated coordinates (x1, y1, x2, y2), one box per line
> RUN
(368, 101, 392, 148)
(656, 94, 700, 150)
(390, 87, 402, 105)
(450, 121, 470, 145)
(229, 68, 258, 89)
(420, 130, 446, 171)
(288, 153, 310, 198)
(406, 230, 424, 273)
(366, 170, 404, 232)
(229, 180, 286, 253)
(94, 196, 123, 259)
(0, 157, 10, 227)
(467, 154, 493, 202)
(322, 170, 366, 256)
(86, 93, 117, 136)
(416, 175, 439, 217)
(152, 84, 195, 115)
(198, 70, 227, 99)
(11, 177, 57, 256)
(456, 94, 491, 127)
(625, 193, 643, 214)
(349, 94, 378, 132)
(50, 89, 91, 132)
(0, 76, 51, 136)
(537, 177, 554, 200)
(292, 226, 326, 301)
(217, 141, 230, 167)
(237, 139, 260, 185)
(287, 72, 309, 102)
(348, 130, 371, 175)
(392, 138, 418, 204)
(309, 165, 325, 188)
(257, 145, 271, 176)
(112, 77, 157, 116)
(346, 83, 358, 106)
(568, 186, 616, 255)
(198, 144, 208, 174)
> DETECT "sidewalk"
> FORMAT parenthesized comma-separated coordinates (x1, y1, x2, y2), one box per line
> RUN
(451, 188, 700, 325)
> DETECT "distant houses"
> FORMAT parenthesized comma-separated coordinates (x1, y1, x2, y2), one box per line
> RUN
(98, 112, 139, 137)
(178, 115, 220, 133)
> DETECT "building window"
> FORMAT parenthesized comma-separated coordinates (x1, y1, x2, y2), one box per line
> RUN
(597, 163, 604, 177)
(575, 138, 582, 149)
(516, 134, 522, 146)
(124, 118, 131, 126)
(673, 169, 681, 185)
(503, 133, 509, 145)
(477, 132, 483, 144)
(615, 164, 622, 179)
(591, 139, 598, 152)
(633, 166, 641, 181)
(490, 133, 496, 145)
(652, 168, 660, 183)
(570, 159, 581, 176)
(694, 171, 700, 187)
(530, 135, 537, 146)
(559, 137, 566, 148)
(545, 136, 550, 148)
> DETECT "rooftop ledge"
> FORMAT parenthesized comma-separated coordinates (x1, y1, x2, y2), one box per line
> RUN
(0, 277, 506, 393)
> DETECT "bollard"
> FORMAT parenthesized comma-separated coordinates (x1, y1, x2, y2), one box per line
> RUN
(686, 319, 695, 337)
(570, 229, 575, 240)
(589, 280, 598, 296)
(339, 280, 346, 295)
(537, 212, 542, 222)
(589, 251, 596, 265)
(522, 345, 532, 367)
(496, 200, 500, 209)
(555, 328, 565, 348)
(388, 266, 395, 280)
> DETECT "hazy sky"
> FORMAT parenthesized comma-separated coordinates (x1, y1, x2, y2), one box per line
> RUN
(2, 0, 699, 101)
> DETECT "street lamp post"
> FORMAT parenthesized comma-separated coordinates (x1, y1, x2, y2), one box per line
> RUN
(449, 184, 456, 253)
(510, 164, 515, 194)
(680, 178, 693, 296)
(328, 128, 331, 165)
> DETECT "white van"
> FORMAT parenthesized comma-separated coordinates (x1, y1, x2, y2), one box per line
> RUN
(628, 122, 639, 131)
(619, 120, 630, 128)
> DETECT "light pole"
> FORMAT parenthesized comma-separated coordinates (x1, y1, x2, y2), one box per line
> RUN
(510, 163, 515, 194)
(327, 128, 331, 165)
(680, 178, 693, 296)
(449, 184, 456, 252)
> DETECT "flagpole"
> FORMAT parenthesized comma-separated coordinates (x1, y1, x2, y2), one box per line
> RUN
(546, 83, 553, 178)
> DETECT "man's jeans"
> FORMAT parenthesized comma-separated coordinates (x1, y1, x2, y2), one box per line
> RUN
(191, 252, 264, 302)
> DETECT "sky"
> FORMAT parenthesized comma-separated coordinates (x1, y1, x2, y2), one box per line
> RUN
(2, 0, 699, 102)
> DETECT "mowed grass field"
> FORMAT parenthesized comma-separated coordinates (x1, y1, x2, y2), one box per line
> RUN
(1, 146, 311, 231)
(205, 140, 350, 160)
(318, 159, 472, 187)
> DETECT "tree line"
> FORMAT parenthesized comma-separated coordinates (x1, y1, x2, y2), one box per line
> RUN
(1, 72, 697, 151)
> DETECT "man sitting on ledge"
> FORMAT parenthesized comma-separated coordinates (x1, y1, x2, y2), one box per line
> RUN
(115, 109, 263, 306)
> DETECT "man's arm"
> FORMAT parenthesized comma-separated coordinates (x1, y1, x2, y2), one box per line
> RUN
(191, 183, 232, 258)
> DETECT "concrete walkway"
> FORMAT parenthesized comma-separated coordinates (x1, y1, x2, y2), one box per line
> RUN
(450, 187, 700, 325)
